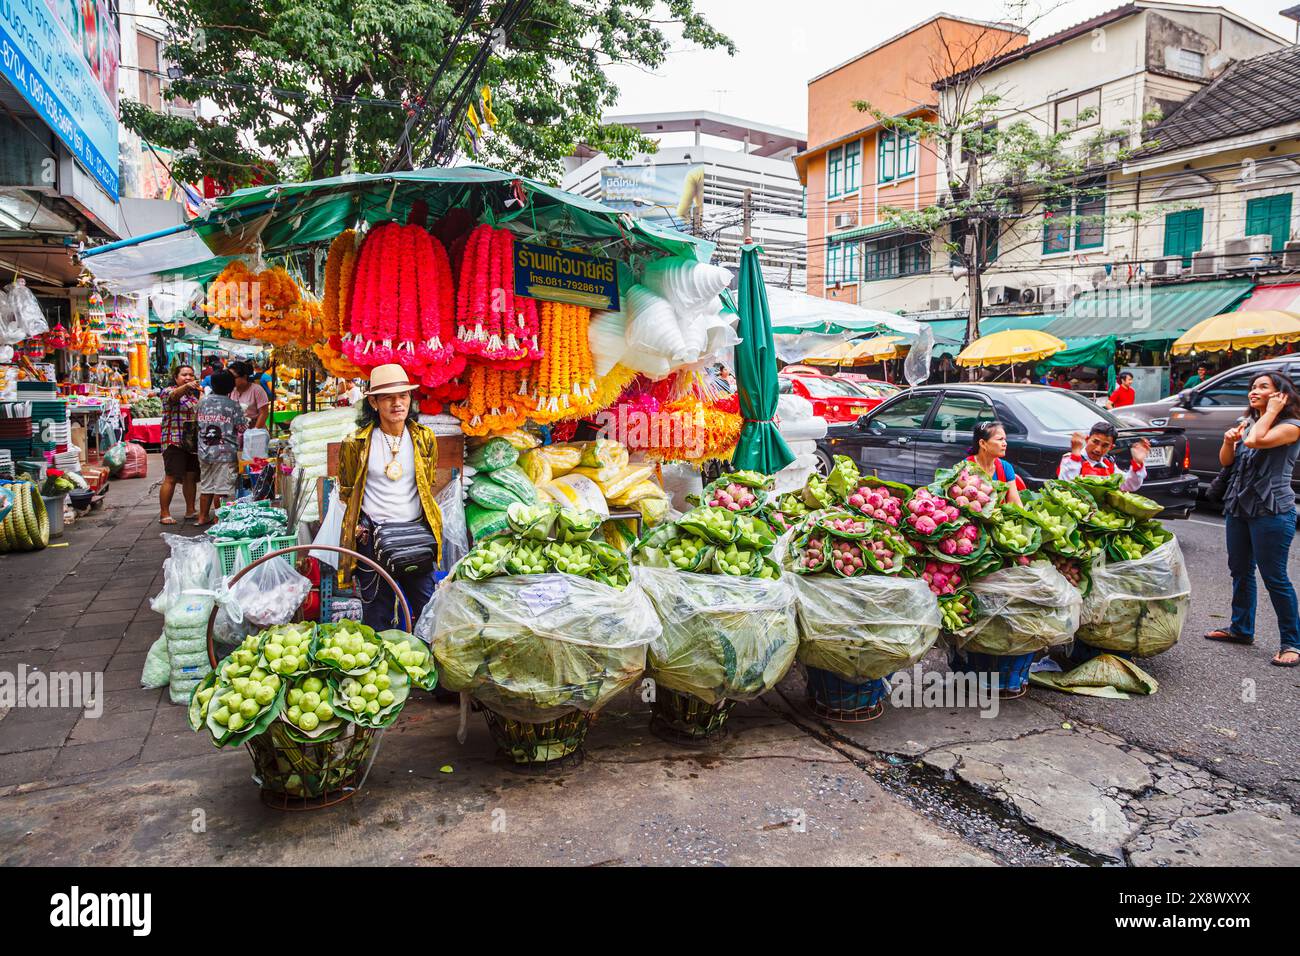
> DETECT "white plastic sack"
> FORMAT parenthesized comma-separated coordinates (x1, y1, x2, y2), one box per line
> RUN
(641, 257, 731, 316)
(635, 566, 799, 705)
(309, 489, 345, 568)
(4, 279, 48, 338)
(777, 394, 815, 421)
(1078, 539, 1189, 657)
(793, 574, 939, 682)
(953, 561, 1082, 656)
(141, 635, 170, 689)
(429, 573, 659, 722)
(229, 555, 312, 627)
(769, 453, 818, 496)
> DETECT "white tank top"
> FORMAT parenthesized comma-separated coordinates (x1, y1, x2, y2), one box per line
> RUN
(361, 428, 421, 523)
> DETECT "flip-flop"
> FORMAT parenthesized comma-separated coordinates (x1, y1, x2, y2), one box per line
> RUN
(1204, 629, 1253, 644)
(159, 516, 177, 525)
(1271, 649, 1300, 667)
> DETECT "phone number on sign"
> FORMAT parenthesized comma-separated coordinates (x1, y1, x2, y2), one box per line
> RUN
(526, 273, 607, 296)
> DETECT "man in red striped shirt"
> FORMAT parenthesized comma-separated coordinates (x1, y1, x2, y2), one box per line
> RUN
(1058, 422, 1149, 492)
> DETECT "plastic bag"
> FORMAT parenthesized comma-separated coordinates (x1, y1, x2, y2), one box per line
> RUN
(141, 635, 170, 689)
(4, 279, 48, 338)
(640, 257, 731, 316)
(229, 554, 311, 627)
(792, 574, 939, 682)
(429, 572, 658, 722)
(951, 561, 1082, 657)
(1078, 538, 1189, 658)
(208, 499, 288, 539)
(119, 441, 148, 479)
(309, 489, 345, 568)
(435, 477, 469, 571)
(635, 565, 798, 705)
(103, 442, 127, 476)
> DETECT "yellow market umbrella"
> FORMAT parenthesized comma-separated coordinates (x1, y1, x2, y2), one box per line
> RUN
(1170, 310, 1300, 355)
(956, 329, 1066, 367)
(805, 335, 905, 366)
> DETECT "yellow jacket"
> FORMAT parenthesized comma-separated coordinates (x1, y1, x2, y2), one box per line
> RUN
(337, 421, 444, 580)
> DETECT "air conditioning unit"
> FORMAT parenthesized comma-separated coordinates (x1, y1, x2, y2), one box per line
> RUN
(833, 213, 857, 230)
(1191, 249, 1219, 275)
(985, 284, 1022, 306)
(1019, 287, 1038, 305)
(164, 103, 197, 119)
(1036, 285, 1057, 307)
(1225, 235, 1272, 270)
(1150, 256, 1184, 278)
(1284, 239, 1300, 270)
(1064, 283, 1084, 301)
(928, 296, 953, 311)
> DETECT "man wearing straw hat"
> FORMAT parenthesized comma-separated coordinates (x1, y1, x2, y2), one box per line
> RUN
(337, 365, 444, 632)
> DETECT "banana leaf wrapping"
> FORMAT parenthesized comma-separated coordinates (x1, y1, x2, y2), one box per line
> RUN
(1041, 480, 1097, 523)
(1080, 506, 1134, 533)
(1072, 473, 1123, 504)
(1024, 498, 1078, 544)
(506, 501, 559, 540)
(793, 574, 940, 682)
(677, 506, 739, 545)
(636, 565, 799, 705)
(989, 513, 1043, 557)
(813, 510, 878, 540)
(802, 475, 835, 510)
(430, 573, 658, 722)
(923, 524, 991, 566)
(1132, 519, 1174, 552)
(826, 454, 861, 501)
(1078, 538, 1189, 658)
(703, 471, 771, 515)
(950, 562, 1082, 656)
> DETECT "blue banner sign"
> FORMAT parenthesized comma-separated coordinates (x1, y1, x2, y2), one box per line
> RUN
(514, 242, 619, 312)
(1, 0, 120, 199)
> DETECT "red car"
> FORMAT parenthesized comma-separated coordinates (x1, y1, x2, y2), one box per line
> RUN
(779, 372, 886, 424)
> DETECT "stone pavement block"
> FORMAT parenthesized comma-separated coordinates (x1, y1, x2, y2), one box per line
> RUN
(124, 621, 161, 641)
(63, 623, 130, 643)
(105, 651, 148, 674)
(49, 739, 143, 779)
(24, 606, 83, 627)
(0, 748, 58, 787)
(0, 709, 80, 754)
(41, 590, 94, 608)
(0, 629, 66, 653)
(1127, 809, 1300, 866)
(49, 639, 121, 663)
(0, 650, 53, 671)
(40, 653, 113, 673)
(77, 609, 137, 627)
(102, 668, 150, 692)
(98, 686, 163, 715)
(69, 709, 156, 745)
(140, 721, 216, 764)
(88, 597, 149, 613)
(117, 629, 161, 653)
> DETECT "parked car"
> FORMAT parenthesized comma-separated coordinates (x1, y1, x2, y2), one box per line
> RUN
(835, 374, 903, 402)
(1117, 357, 1300, 490)
(779, 372, 883, 424)
(815, 383, 1198, 517)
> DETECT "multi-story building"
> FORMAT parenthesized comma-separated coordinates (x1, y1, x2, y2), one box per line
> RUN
(794, 14, 1028, 306)
(563, 111, 807, 289)
(798, 2, 1290, 334)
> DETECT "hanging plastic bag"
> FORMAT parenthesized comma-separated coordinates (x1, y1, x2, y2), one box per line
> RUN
(229, 552, 311, 627)
(309, 489, 345, 568)
(1078, 539, 1189, 658)
(4, 279, 48, 338)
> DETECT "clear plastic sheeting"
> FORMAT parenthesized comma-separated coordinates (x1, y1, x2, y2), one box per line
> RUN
(635, 566, 798, 705)
(793, 574, 940, 682)
(229, 555, 312, 628)
(1078, 539, 1190, 657)
(428, 573, 658, 722)
(147, 533, 222, 703)
(952, 561, 1082, 657)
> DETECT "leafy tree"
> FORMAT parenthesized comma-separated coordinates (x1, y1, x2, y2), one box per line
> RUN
(122, 0, 734, 188)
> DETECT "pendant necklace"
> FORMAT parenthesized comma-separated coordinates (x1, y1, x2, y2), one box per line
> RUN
(383, 430, 403, 480)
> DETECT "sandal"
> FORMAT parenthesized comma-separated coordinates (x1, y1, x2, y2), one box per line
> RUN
(1271, 649, 1300, 668)
(159, 516, 177, 525)
(1204, 629, 1253, 645)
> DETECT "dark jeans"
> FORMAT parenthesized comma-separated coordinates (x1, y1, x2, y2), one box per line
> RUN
(1226, 509, 1300, 651)
(355, 529, 436, 633)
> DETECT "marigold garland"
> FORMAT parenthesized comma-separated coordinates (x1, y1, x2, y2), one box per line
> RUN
(205, 260, 319, 346)
(526, 301, 599, 422)
(451, 364, 531, 437)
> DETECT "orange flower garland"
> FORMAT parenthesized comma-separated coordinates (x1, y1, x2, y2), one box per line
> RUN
(451, 365, 531, 437)
(314, 230, 364, 378)
(527, 301, 598, 422)
(205, 261, 315, 345)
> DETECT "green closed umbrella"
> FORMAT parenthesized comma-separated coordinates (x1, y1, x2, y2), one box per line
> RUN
(733, 243, 795, 474)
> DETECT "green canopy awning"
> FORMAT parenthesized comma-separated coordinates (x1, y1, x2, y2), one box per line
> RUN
(733, 243, 795, 475)
(1041, 280, 1254, 344)
(82, 165, 714, 292)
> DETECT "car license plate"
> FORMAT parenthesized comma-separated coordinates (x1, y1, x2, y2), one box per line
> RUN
(1146, 445, 1171, 467)
(849, 406, 870, 415)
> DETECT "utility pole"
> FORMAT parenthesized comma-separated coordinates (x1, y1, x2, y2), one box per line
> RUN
(741, 187, 753, 242)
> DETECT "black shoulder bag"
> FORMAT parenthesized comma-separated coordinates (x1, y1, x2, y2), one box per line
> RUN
(373, 520, 437, 576)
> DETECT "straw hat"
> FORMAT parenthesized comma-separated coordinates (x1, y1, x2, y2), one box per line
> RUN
(365, 364, 419, 396)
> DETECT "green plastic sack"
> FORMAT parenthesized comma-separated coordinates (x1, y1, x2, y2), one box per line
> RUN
(467, 476, 523, 511)
(466, 502, 512, 541)
(488, 465, 540, 505)
(104, 442, 127, 476)
(466, 438, 519, 472)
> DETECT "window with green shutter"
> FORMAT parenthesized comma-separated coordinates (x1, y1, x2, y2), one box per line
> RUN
(878, 132, 896, 183)
(843, 140, 860, 193)
(898, 132, 917, 179)
(1245, 193, 1293, 251)
(827, 146, 843, 198)
(1163, 209, 1203, 267)
(825, 243, 841, 286)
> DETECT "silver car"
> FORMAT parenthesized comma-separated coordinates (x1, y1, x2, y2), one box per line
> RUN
(1118, 357, 1300, 488)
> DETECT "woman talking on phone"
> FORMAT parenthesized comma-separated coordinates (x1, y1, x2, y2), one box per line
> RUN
(1207, 371, 1300, 667)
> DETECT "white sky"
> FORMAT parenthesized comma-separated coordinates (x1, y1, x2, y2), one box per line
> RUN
(605, 0, 1300, 135)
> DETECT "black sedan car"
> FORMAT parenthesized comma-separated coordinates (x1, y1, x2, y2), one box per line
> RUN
(814, 383, 1198, 517)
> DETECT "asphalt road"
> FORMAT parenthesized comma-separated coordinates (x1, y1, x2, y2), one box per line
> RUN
(1032, 510, 1300, 806)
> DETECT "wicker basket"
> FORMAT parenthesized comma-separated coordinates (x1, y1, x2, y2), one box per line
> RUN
(649, 686, 735, 743)
(804, 666, 890, 722)
(481, 707, 591, 767)
(245, 721, 383, 809)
